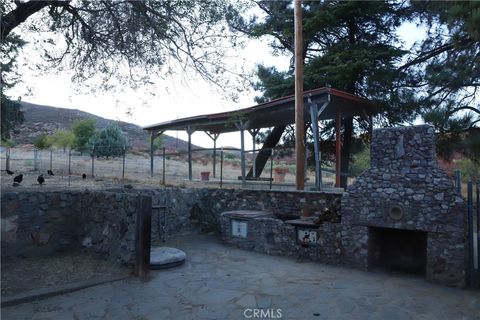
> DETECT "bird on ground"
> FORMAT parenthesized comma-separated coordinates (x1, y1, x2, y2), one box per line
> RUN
(13, 174, 23, 183)
(37, 174, 45, 185)
(6, 169, 14, 175)
(82, 173, 87, 180)
(47, 169, 54, 176)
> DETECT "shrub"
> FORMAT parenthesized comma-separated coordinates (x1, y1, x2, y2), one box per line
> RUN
(89, 123, 128, 158)
(350, 145, 370, 176)
(457, 158, 480, 183)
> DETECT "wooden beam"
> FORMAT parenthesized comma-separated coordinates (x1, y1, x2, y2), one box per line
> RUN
(135, 195, 152, 279)
(294, 0, 305, 190)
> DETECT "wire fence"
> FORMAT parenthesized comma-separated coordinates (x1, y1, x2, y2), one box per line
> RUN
(0, 146, 351, 190)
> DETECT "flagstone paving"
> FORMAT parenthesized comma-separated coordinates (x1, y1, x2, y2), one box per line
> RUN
(2, 234, 479, 320)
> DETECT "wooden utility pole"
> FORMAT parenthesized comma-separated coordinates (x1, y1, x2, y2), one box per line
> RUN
(294, 0, 305, 190)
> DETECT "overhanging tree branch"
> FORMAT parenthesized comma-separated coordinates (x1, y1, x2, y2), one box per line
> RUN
(1, 1, 56, 41)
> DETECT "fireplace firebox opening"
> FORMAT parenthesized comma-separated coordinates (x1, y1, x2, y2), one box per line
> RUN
(368, 227, 427, 276)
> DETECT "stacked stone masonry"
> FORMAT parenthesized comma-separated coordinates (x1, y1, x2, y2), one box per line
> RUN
(1, 191, 139, 264)
(342, 125, 466, 287)
(1, 127, 468, 288)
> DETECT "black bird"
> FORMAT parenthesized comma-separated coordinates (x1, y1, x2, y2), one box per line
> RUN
(13, 174, 23, 183)
(6, 169, 14, 175)
(82, 173, 87, 180)
(37, 174, 45, 185)
(47, 169, 54, 176)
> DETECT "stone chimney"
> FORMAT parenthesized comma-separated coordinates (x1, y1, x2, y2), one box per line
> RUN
(341, 125, 467, 287)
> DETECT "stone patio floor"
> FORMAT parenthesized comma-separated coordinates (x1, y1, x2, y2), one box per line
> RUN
(2, 233, 479, 320)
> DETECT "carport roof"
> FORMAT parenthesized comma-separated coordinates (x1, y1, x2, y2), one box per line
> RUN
(143, 87, 380, 134)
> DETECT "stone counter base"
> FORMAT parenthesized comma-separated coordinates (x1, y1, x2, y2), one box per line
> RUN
(220, 212, 342, 264)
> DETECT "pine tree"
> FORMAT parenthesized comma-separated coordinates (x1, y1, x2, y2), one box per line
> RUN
(228, 1, 407, 184)
(89, 124, 128, 159)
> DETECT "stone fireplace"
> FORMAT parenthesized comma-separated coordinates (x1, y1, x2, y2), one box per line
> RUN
(341, 125, 467, 287)
(368, 227, 427, 275)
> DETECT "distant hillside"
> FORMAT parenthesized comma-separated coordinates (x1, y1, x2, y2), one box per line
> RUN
(10, 102, 197, 151)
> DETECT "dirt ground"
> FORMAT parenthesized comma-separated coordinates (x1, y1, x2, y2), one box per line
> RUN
(1, 251, 131, 298)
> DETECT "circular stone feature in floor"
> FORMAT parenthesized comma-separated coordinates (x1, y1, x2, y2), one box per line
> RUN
(150, 247, 186, 269)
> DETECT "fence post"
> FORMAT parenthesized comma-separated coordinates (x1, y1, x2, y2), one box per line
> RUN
(122, 145, 126, 182)
(455, 169, 461, 194)
(135, 195, 152, 279)
(220, 148, 223, 189)
(91, 145, 95, 177)
(33, 149, 38, 171)
(50, 149, 53, 171)
(162, 147, 166, 185)
(6, 147, 10, 171)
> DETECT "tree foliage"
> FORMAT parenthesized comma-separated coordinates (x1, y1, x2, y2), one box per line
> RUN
(0, 30, 25, 140)
(227, 0, 479, 171)
(89, 123, 128, 158)
(71, 118, 96, 151)
(50, 130, 75, 152)
(1, 0, 248, 91)
(228, 0, 407, 182)
(34, 133, 53, 150)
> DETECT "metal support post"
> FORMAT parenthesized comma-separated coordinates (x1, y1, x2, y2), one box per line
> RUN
(186, 126, 195, 181)
(235, 121, 247, 187)
(206, 132, 220, 178)
(248, 129, 260, 177)
(220, 148, 224, 188)
(150, 131, 154, 177)
(122, 145, 126, 182)
(91, 146, 95, 177)
(162, 147, 166, 185)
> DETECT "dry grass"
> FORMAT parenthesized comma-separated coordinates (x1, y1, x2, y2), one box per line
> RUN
(1, 147, 327, 190)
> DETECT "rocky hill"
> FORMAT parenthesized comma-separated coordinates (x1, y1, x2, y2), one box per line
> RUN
(11, 102, 197, 151)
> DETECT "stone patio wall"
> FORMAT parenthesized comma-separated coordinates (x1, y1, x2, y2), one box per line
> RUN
(1, 187, 341, 263)
(1, 191, 140, 264)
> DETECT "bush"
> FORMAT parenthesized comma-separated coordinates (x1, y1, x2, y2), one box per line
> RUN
(457, 158, 480, 183)
(0, 139, 16, 147)
(89, 123, 128, 158)
(350, 145, 370, 176)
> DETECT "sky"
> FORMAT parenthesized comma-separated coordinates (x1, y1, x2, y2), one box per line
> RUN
(10, 29, 291, 150)
(8, 8, 426, 150)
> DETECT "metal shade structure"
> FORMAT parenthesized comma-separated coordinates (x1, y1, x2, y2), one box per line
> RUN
(144, 87, 381, 189)
(144, 87, 377, 133)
